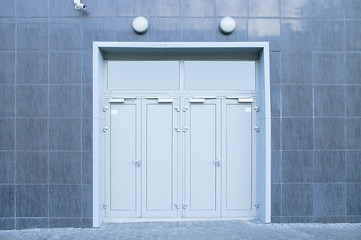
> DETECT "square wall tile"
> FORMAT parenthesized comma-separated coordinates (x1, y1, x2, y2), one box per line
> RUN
(0, 19, 15, 51)
(271, 118, 280, 150)
(181, 0, 215, 17)
(81, 218, 93, 228)
(16, 185, 48, 217)
(281, 0, 312, 18)
(248, 19, 280, 51)
(271, 184, 281, 216)
(249, 0, 279, 17)
(16, 218, 48, 229)
(82, 118, 92, 151)
(282, 217, 314, 223)
(312, 53, 345, 84)
(16, 85, 48, 117)
(271, 151, 281, 184)
(314, 151, 345, 182)
(346, 53, 361, 84)
(271, 85, 280, 117)
(82, 52, 92, 84)
(345, 20, 361, 52)
(49, 85, 81, 118)
(0, 0, 15, 17)
(0, 185, 14, 217)
(149, 18, 181, 41)
(17, 19, 48, 51)
(215, 18, 247, 42)
(82, 85, 92, 118)
(82, 18, 115, 51)
(17, 0, 48, 17)
(49, 185, 81, 217)
(0, 151, 14, 184)
(216, 0, 247, 17)
(50, 18, 81, 51)
(282, 184, 313, 216)
(346, 118, 361, 149)
(82, 185, 92, 217)
(270, 52, 280, 85)
(281, 20, 312, 52)
(117, 0, 149, 17)
(0, 52, 15, 84)
(346, 86, 361, 117)
(282, 118, 313, 150)
(281, 85, 313, 117)
(347, 183, 361, 215)
(314, 183, 346, 216)
(49, 118, 81, 150)
(16, 118, 48, 150)
(0, 85, 15, 117)
(82, 151, 92, 184)
(0, 218, 14, 229)
(49, 52, 81, 84)
(314, 216, 346, 223)
(314, 118, 345, 150)
(281, 52, 312, 84)
(16, 52, 48, 84)
(344, 0, 361, 19)
(115, 18, 150, 42)
(50, 0, 83, 17)
(49, 152, 81, 184)
(282, 151, 313, 183)
(150, 0, 179, 17)
(0, 118, 15, 150)
(312, 0, 344, 19)
(346, 151, 361, 182)
(312, 20, 344, 51)
(16, 151, 48, 184)
(182, 18, 215, 42)
(80, 0, 116, 17)
(314, 85, 345, 117)
(49, 218, 81, 228)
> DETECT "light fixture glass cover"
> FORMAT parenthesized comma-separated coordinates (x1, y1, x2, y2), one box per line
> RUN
(219, 16, 236, 34)
(132, 16, 149, 34)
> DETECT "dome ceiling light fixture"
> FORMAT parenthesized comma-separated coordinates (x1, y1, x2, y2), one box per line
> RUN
(219, 16, 236, 35)
(132, 16, 149, 34)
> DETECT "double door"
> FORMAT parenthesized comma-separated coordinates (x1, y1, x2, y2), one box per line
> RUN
(105, 96, 256, 218)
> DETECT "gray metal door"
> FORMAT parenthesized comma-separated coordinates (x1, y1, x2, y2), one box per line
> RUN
(183, 97, 221, 218)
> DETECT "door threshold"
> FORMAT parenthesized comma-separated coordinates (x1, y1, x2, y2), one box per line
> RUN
(104, 217, 256, 223)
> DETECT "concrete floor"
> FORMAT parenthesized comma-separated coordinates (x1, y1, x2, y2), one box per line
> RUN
(0, 220, 361, 240)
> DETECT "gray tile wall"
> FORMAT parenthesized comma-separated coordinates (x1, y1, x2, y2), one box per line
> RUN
(0, 0, 360, 228)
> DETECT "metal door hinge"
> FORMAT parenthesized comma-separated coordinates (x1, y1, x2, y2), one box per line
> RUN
(183, 126, 189, 132)
(103, 126, 108, 132)
(183, 106, 188, 112)
(103, 106, 108, 112)
(215, 158, 221, 167)
(134, 159, 141, 167)
(254, 203, 259, 209)
(254, 106, 259, 112)
(182, 204, 188, 209)
(175, 107, 180, 112)
(174, 204, 180, 209)
(254, 127, 259, 132)
(175, 127, 180, 132)
(103, 204, 108, 209)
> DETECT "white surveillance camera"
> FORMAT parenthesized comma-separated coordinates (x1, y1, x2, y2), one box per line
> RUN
(74, 0, 87, 10)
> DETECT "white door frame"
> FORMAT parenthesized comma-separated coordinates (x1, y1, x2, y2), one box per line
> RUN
(92, 42, 271, 227)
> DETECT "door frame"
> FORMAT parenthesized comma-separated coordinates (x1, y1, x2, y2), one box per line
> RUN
(92, 42, 271, 227)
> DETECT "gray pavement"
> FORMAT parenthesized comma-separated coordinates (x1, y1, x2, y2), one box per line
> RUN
(1, 220, 361, 240)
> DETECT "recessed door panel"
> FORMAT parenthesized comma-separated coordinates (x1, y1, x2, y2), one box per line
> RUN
(222, 99, 255, 217)
(106, 100, 141, 218)
(184, 98, 221, 217)
(142, 99, 178, 217)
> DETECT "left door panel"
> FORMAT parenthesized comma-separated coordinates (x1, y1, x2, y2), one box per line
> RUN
(106, 99, 141, 218)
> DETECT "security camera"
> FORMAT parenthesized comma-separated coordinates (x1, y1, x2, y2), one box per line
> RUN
(74, 0, 87, 10)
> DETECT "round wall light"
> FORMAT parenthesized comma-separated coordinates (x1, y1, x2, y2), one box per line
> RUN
(132, 16, 149, 34)
(219, 16, 236, 35)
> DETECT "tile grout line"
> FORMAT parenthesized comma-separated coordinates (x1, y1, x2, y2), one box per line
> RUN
(47, 0, 50, 228)
(13, 0, 18, 229)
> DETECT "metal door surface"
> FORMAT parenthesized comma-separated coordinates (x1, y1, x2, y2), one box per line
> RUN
(141, 98, 178, 217)
(183, 97, 221, 217)
(105, 98, 141, 218)
(221, 98, 256, 217)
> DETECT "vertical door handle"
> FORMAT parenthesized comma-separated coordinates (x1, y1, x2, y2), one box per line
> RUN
(215, 158, 221, 167)
(134, 159, 141, 167)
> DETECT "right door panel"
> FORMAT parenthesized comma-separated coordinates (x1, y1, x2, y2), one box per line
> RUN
(221, 99, 255, 217)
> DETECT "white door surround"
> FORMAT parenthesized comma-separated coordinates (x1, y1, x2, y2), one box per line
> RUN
(92, 42, 271, 227)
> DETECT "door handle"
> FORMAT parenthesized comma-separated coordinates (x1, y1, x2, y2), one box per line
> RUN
(215, 158, 221, 167)
(134, 159, 141, 167)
